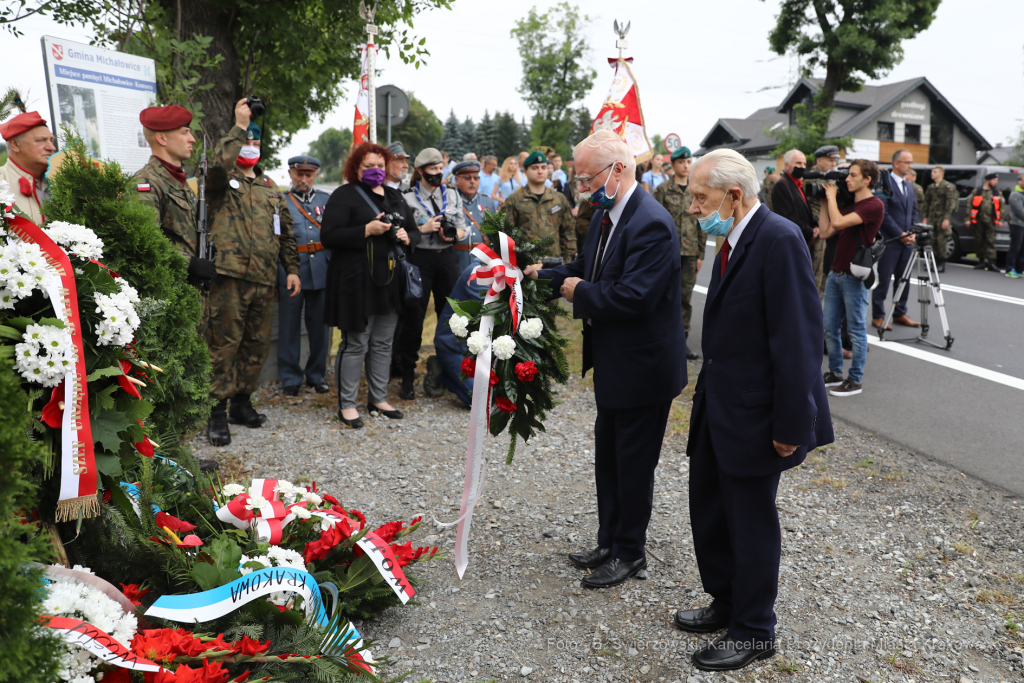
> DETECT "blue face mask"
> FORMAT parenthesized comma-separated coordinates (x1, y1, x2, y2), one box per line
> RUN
(583, 163, 621, 210)
(697, 193, 735, 236)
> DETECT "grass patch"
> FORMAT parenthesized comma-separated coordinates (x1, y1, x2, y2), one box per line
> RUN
(811, 476, 848, 489)
(976, 589, 1014, 605)
(807, 454, 829, 471)
(1014, 574, 1024, 585)
(667, 400, 691, 437)
(953, 541, 976, 555)
(556, 315, 591, 388)
(857, 457, 876, 468)
(774, 658, 803, 675)
(886, 650, 922, 675)
(882, 470, 905, 482)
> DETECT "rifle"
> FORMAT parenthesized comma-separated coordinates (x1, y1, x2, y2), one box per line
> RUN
(197, 134, 215, 264)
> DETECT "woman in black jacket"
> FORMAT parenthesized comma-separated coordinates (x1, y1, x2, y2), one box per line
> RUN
(321, 142, 420, 428)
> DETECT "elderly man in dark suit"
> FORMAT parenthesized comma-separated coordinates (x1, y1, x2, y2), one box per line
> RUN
(674, 148, 834, 672)
(770, 149, 816, 251)
(526, 129, 687, 589)
(872, 148, 919, 328)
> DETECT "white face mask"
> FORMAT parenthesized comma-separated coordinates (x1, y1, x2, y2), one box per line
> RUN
(238, 146, 261, 160)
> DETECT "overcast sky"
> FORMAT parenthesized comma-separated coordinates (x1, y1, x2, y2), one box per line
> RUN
(2, 0, 1022, 183)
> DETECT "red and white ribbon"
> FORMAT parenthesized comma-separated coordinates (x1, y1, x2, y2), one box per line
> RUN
(8, 216, 97, 521)
(216, 478, 307, 544)
(42, 616, 163, 672)
(469, 231, 523, 334)
(354, 531, 415, 604)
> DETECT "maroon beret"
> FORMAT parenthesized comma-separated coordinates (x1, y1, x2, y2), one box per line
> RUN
(0, 111, 49, 141)
(139, 105, 193, 131)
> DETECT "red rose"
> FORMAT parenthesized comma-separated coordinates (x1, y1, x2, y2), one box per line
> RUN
(155, 512, 196, 533)
(489, 371, 499, 387)
(120, 583, 150, 607)
(514, 361, 538, 382)
(460, 357, 476, 376)
(40, 381, 65, 428)
(196, 659, 231, 683)
(495, 397, 516, 413)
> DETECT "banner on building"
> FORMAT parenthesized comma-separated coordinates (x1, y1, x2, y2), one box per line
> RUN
(591, 59, 654, 164)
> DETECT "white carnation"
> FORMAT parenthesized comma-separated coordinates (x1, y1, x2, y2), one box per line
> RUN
(274, 480, 298, 500)
(44, 221, 105, 260)
(491, 335, 516, 360)
(448, 314, 469, 338)
(301, 490, 322, 506)
(291, 505, 312, 520)
(0, 178, 15, 216)
(466, 330, 489, 355)
(93, 286, 140, 347)
(518, 318, 543, 340)
(246, 494, 269, 511)
(222, 483, 246, 497)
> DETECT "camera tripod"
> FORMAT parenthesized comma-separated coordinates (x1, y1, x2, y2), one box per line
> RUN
(879, 231, 954, 350)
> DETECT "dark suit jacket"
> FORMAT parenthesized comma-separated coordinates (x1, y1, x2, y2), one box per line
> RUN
(771, 174, 815, 244)
(880, 174, 918, 240)
(688, 204, 834, 477)
(540, 186, 687, 410)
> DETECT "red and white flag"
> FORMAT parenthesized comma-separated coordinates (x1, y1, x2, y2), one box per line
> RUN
(351, 44, 373, 149)
(591, 59, 654, 164)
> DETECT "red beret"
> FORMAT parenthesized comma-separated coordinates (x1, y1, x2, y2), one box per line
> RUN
(139, 105, 192, 131)
(0, 111, 49, 141)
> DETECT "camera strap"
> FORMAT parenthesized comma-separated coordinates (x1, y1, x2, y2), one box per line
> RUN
(286, 193, 321, 229)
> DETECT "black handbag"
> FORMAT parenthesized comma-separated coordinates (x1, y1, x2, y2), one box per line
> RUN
(353, 185, 423, 306)
(849, 224, 885, 290)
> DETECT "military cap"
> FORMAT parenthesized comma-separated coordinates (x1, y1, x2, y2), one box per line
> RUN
(0, 111, 48, 140)
(414, 147, 443, 168)
(139, 105, 191, 131)
(246, 123, 261, 141)
(388, 141, 410, 159)
(765, 166, 776, 173)
(452, 160, 481, 175)
(288, 155, 320, 170)
(670, 146, 692, 161)
(984, 172, 998, 181)
(523, 151, 548, 168)
(814, 144, 840, 159)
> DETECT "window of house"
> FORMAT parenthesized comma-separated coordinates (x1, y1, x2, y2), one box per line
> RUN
(877, 122, 895, 142)
(905, 124, 921, 144)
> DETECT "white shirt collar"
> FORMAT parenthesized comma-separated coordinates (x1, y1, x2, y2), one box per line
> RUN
(608, 179, 639, 228)
(726, 200, 762, 250)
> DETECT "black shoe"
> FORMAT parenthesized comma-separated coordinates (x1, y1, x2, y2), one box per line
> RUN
(306, 380, 330, 394)
(338, 411, 364, 429)
(368, 403, 403, 419)
(228, 394, 267, 428)
(580, 556, 646, 588)
(422, 355, 444, 397)
(282, 385, 300, 397)
(936, 260, 946, 273)
(198, 459, 220, 472)
(686, 345, 699, 361)
(568, 546, 611, 569)
(974, 261, 986, 270)
(692, 635, 776, 672)
(399, 374, 415, 400)
(673, 606, 730, 633)
(986, 260, 1000, 272)
(822, 370, 844, 387)
(207, 400, 231, 447)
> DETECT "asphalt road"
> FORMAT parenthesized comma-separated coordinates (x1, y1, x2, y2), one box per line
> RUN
(689, 243, 1024, 497)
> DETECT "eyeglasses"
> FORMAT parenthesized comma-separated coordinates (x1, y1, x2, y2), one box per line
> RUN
(575, 163, 615, 189)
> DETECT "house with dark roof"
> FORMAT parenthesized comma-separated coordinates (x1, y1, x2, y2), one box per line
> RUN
(977, 144, 1022, 165)
(697, 77, 991, 176)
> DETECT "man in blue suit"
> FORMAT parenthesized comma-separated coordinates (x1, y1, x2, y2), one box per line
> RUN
(525, 129, 687, 589)
(674, 149, 834, 672)
(871, 149, 920, 329)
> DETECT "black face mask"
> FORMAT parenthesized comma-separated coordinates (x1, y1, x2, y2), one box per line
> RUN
(423, 172, 443, 187)
(790, 167, 805, 180)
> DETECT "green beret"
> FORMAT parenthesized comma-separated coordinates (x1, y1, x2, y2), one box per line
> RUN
(246, 123, 261, 141)
(524, 151, 548, 168)
(766, 167, 775, 173)
(670, 146, 692, 161)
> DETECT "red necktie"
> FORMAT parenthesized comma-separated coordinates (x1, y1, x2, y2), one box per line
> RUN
(720, 239, 732, 279)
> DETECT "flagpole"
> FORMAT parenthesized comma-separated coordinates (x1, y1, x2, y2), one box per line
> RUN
(360, 1, 378, 143)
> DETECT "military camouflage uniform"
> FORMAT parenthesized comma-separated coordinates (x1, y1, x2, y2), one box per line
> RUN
(133, 156, 199, 259)
(762, 177, 777, 211)
(804, 176, 829, 295)
(654, 179, 706, 334)
(911, 182, 925, 214)
(923, 178, 959, 260)
(503, 186, 576, 260)
(966, 187, 1001, 262)
(203, 125, 300, 400)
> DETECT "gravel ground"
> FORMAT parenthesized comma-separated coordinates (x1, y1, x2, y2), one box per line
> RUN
(191, 345, 1024, 683)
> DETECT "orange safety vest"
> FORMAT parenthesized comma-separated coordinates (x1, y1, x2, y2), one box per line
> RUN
(969, 193, 1001, 225)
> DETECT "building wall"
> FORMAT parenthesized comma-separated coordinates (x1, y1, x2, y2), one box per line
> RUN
(829, 106, 862, 130)
(952, 124, 977, 165)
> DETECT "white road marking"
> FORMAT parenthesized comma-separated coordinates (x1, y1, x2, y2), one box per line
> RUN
(691, 284, 1024, 392)
(909, 279, 1024, 307)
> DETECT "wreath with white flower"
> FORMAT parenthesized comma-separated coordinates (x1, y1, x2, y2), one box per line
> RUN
(446, 211, 571, 463)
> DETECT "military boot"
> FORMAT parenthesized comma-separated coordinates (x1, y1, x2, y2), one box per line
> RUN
(228, 393, 267, 428)
(208, 399, 231, 447)
(400, 373, 416, 401)
(423, 355, 444, 397)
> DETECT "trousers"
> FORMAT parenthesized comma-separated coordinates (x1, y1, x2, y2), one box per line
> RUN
(276, 286, 329, 387)
(204, 275, 274, 400)
(680, 255, 699, 335)
(872, 241, 912, 320)
(336, 312, 400, 409)
(393, 248, 460, 375)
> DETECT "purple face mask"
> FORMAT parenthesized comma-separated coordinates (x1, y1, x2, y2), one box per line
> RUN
(362, 167, 387, 187)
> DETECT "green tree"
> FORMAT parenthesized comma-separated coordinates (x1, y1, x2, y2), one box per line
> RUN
(494, 111, 526, 161)
(768, 97, 852, 158)
(390, 92, 444, 156)
(567, 107, 591, 157)
(438, 110, 463, 159)
(766, 0, 941, 111)
(511, 2, 596, 157)
(307, 127, 352, 183)
(650, 133, 664, 156)
(2, 0, 451, 168)
(460, 117, 477, 157)
(477, 110, 498, 159)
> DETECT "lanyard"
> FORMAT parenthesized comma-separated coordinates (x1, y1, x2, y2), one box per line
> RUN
(413, 183, 447, 217)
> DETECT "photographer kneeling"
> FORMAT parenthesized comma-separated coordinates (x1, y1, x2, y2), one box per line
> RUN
(818, 159, 885, 398)
(320, 142, 419, 428)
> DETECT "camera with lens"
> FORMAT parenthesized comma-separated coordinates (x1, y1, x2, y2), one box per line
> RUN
(438, 213, 458, 241)
(803, 168, 855, 208)
(908, 222, 932, 247)
(379, 212, 405, 245)
(245, 95, 266, 118)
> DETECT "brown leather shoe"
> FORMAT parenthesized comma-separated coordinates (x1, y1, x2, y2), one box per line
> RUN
(872, 318, 892, 331)
(893, 315, 920, 327)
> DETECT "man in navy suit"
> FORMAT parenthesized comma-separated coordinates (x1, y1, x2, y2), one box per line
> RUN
(674, 149, 834, 672)
(871, 149, 920, 329)
(525, 129, 687, 589)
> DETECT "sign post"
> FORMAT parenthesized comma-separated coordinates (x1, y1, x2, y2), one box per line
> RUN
(664, 133, 681, 154)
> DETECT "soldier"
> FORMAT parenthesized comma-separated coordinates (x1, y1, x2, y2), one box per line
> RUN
(906, 169, 925, 214)
(503, 151, 575, 260)
(653, 146, 705, 360)
(762, 166, 777, 211)
(204, 99, 301, 446)
(133, 105, 216, 289)
(965, 173, 1004, 272)
(278, 154, 331, 397)
(805, 145, 842, 295)
(0, 110, 55, 225)
(921, 165, 959, 272)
